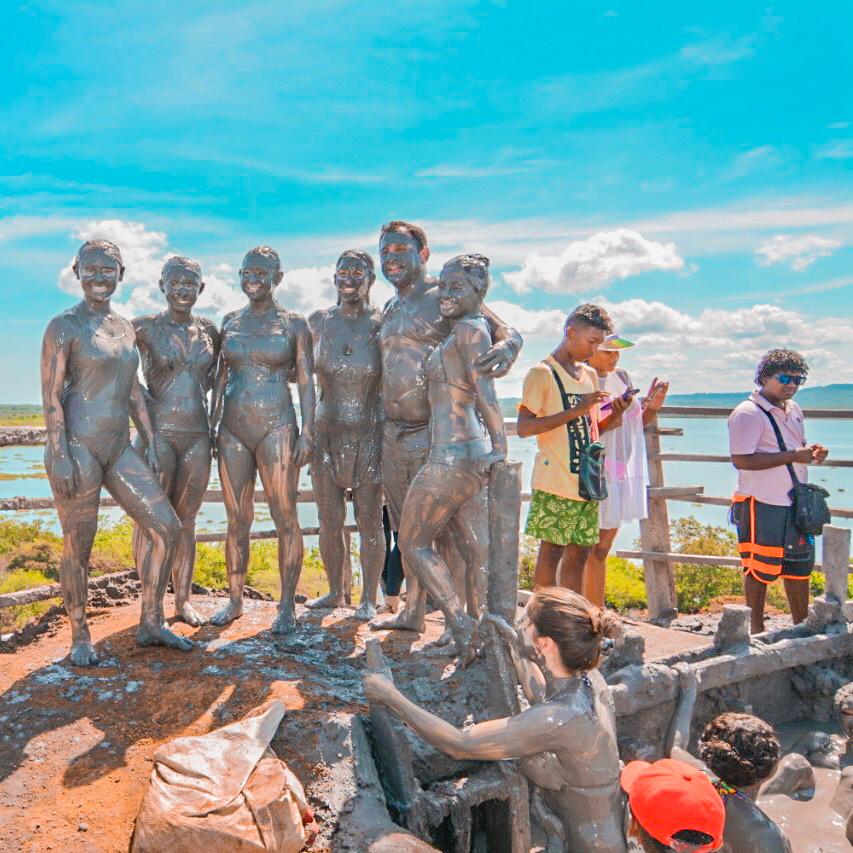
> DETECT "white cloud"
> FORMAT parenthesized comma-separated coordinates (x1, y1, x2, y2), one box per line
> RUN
(504, 229, 686, 293)
(755, 233, 842, 271)
(816, 140, 853, 160)
(56, 219, 392, 322)
(727, 145, 782, 179)
(679, 36, 756, 66)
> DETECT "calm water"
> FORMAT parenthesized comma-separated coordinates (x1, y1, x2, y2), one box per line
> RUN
(2, 417, 850, 557)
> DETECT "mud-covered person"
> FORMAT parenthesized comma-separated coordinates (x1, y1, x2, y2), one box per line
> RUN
(371, 220, 522, 635)
(621, 758, 725, 851)
(517, 303, 629, 593)
(365, 588, 627, 851)
(728, 349, 829, 633)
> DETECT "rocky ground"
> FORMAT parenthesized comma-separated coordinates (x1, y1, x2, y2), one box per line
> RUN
(0, 584, 713, 853)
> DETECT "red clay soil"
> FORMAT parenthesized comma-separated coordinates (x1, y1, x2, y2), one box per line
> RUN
(0, 598, 711, 852)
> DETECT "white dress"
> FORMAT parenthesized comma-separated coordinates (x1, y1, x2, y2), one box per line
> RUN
(599, 370, 648, 529)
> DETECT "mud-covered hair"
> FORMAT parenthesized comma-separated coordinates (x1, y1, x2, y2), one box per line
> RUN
(73, 239, 124, 273)
(336, 249, 376, 281)
(444, 253, 491, 298)
(242, 245, 281, 272)
(526, 587, 621, 672)
(699, 713, 781, 788)
(380, 220, 428, 251)
(755, 348, 809, 385)
(834, 682, 853, 720)
(636, 824, 716, 852)
(161, 255, 202, 282)
(565, 303, 614, 333)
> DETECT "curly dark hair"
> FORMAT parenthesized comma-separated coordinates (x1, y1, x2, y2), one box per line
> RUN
(636, 825, 715, 852)
(755, 348, 809, 385)
(699, 713, 781, 788)
(380, 220, 428, 251)
(565, 303, 614, 333)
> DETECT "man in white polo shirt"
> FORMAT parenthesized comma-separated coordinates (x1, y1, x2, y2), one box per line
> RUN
(728, 349, 829, 633)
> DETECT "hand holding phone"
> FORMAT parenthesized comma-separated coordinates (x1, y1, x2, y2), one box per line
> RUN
(601, 387, 640, 411)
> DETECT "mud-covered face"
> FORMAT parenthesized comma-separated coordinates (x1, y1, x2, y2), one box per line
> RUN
(438, 263, 481, 319)
(240, 253, 282, 302)
(75, 247, 123, 304)
(161, 267, 203, 312)
(335, 256, 372, 305)
(379, 230, 425, 291)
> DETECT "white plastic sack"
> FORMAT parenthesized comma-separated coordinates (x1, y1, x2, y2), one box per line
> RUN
(132, 700, 313, 852)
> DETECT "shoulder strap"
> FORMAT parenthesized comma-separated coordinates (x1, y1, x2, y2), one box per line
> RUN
(752, 400, 799, 486)
(547, 363, 569, 407)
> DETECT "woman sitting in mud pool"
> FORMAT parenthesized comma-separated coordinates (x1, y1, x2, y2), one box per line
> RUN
(363, 587, 627, 852)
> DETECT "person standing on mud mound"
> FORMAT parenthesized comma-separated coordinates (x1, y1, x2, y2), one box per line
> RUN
(209, 246, 315, 635)
(306, 249, 384, 621)
(370, 220, 522, 635)
(131, 256, 219, 628)
(41, 240, 191, 666)
(517, 304, 614, 594)
(397, 255, 507, 657)
(728, 349, 829, 634)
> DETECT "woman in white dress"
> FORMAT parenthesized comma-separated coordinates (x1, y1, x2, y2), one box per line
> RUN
(582, 335, 668, 607)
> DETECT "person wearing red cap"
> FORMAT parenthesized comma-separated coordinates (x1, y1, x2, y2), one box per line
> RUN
(621, 758, 725, 852)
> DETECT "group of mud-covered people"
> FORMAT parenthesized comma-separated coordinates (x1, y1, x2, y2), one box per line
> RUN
(42, 220, 846, 851)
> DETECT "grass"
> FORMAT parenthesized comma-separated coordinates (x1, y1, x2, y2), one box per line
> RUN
(0, 404, 44, 427)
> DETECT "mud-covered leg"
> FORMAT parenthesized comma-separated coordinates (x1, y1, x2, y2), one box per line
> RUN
(170, 434, 211, 626)
(352, 482, 384, 620)
(106, 444, 192, 652)
(256, 426, 302, 635)
(211, 427, 255, 626)
(307, 457, 347, 610)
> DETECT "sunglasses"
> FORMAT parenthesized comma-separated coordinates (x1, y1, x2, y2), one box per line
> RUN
(775, 374, 806, 386)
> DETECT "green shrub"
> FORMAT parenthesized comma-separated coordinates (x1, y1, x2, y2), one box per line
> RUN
(604, 557, 648, 610)
(0, 518, 60, 555)
(0, 568, 54, 593)
(5, 541, 61, 579)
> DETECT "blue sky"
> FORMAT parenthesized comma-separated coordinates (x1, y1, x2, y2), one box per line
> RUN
(1, 0, 851, 401)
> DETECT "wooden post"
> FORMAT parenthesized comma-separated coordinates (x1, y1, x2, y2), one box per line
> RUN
(639, 416, 678, 624)
(343, 530, 353, 605)
(822, 525, 851, 605)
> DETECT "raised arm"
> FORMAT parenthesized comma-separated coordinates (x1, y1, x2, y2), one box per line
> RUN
(665, 663, 705, 770)
(476, 302, 523, 379)
(483, 613, 547, 705)
(459, 320, 507, 466)
(364, 672, 567, 762)
(292, 315, 316, 467)
(41, 317, 75, 499)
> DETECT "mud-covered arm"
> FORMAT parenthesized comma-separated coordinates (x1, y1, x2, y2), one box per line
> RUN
(208, 317, 230, 444)
(293, 315, 316, 466)
(476, 302, 523, 379)
(41, 317, 74, 497)
(665, 664, 705, 770)
(203, 321, 221, 392)
(129, 375, 156, 448)
(364, 673, 569, 762)
(482, 613, 547, 704)
(459, 321, 507, 462)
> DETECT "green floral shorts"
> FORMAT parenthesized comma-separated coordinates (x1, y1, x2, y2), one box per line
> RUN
(525, 489, 600, 547)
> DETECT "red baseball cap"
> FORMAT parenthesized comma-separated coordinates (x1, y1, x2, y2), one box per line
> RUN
(621, 759, 725, 851)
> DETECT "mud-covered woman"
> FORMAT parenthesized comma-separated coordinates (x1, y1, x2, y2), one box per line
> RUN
(306, 249, 384, 620)
(396, 253, 506, 656)
(209, 246, 315, 634)
(41, 240, 190, 666)
(131, 256, 219, 627)
(364, 587, 627, 852)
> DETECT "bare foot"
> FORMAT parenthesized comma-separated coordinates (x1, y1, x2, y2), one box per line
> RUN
(305, 592, 346, 610)
(369, 609, 425, 633)
(354, 601, 377, 622)
(271, 606, 297, 635)
(210, 599, 243, 626)
(434, 627, 453, 647)
(175, 601, 207, 627)
(68, 638, 99, 667)
(136, 623, 194, 652)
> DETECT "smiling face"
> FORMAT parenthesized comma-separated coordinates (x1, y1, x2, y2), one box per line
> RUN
(335, 254, 372, 305)
(160, 265, 203, 313)
(438, 262, 482, 319)
(75, 246, 123, 304)
(379, 230, 428, 291)
(240, 252, 282, 302)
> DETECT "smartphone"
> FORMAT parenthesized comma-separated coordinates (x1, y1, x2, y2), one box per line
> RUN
(601, 388, 640, 410)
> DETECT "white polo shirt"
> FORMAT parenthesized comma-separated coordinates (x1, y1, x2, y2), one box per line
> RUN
(727, 391, 808, 507)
